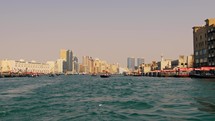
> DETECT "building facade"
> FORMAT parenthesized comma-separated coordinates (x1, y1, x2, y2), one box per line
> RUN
(137, 58, 144, 67)
(56, 59, 66, 74)
(0, 59, 50, 74)
(171, 55, 194, 69)
(193, 18, 215, 67)
(207, 19, 215, 66)
(60, 49, 74, 72)
(127, 57, 135, 71)
(73, 56, 79, 74)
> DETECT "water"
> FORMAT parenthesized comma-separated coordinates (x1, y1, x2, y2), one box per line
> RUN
(0, 75, 215, 121)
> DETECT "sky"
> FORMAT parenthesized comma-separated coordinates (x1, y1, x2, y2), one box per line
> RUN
(0, 0, 214, 67)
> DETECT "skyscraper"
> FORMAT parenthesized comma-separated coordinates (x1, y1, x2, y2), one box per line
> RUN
(137, 58, 144, 67)
(74, 56, 79, 73)
(60, 49, 74, 72)
(60, 49, 68, 61)
(127, 57, 135, 71)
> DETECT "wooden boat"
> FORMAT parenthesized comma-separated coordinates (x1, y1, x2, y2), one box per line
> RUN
(100, 74, 111, 78)
(190, 67, 215, 79)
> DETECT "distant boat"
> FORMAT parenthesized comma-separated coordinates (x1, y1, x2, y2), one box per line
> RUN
(100, 74, 111, 78)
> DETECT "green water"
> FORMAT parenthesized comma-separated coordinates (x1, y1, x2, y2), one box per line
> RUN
(0, 75, 215, 121)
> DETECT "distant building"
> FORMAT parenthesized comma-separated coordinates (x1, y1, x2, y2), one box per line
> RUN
(47, 61, 56, 73)
(56, 59, 66, 74)
(127, 57, 135, 71)
(193, 18, 215, 67)
(82, 56, 90, 73)
(187, 55, 194, 68)
(157, 56, 171, 70)
(60, 49, 74, 72)
(171, 55, 194, 69)
(137, 58, 144, 67)
(74, 56, 79, 73)
(0, 59, 50, 74)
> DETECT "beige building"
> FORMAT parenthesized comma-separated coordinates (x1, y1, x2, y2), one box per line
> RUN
(56, 59, 66, 74)
(157, 56, 172, 70)
(171, 55, 194, 69)
(80, 56, 119, 74)
(47, 61, 57, 74)
(141, 64, 152, 73)
(193, 18, 215, 67)
(0, 59, 50, 74)
(60, 49, 68, 61)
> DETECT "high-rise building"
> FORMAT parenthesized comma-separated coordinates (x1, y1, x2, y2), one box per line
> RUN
(137, 58, 144, 67)
(60, 49, 74, 72)
(193, 18, 215, 67)
(127, 57, 135, 71)
(60, 49, 68, 61)
(68, 50, 73, 71)
(74, 56, 79, 73)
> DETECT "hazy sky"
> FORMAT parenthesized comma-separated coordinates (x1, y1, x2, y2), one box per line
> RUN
(0, 0, 214, 67)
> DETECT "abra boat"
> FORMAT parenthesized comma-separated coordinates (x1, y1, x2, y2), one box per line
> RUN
(190, 67, 215, 79)
(100, 74, 111, 78)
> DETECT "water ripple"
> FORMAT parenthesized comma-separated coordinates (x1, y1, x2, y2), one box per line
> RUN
(0, 76, 215, 120)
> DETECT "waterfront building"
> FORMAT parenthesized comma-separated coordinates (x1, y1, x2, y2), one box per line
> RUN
(56, 59, 66, 74)
(93, 58, 101, 74)
(79, 64, 85, 74)
(141, 64, 152, 73)
(81, 56, 119, 74)
(137, 58, 144, 67)
(171, 55, 194, 69)
(127, 57, 135, 71)
(0, 59, 50, 74)
(207, 19, 215, 66)
(47, 61, 56, 73)
(82, 56, 90, 74)
(109, 64, 119, 74)
(193, 18, 215, 67)
(157, 56, 172, 70)
(187, 55, 194, 68)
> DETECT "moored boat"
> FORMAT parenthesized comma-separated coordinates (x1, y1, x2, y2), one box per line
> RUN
(190, 67, 215, 79)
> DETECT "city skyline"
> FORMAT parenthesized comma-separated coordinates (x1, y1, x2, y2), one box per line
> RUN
(0, 0, 215, 67)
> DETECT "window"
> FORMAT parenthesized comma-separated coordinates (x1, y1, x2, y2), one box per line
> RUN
(203, 49, 207, 54)
(199, 50, 202, 55)
(196, 59, 199, 63)
(200, 59, 203, 63)
(195, 51, 199, 56)
(204, 58, 207, 62)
